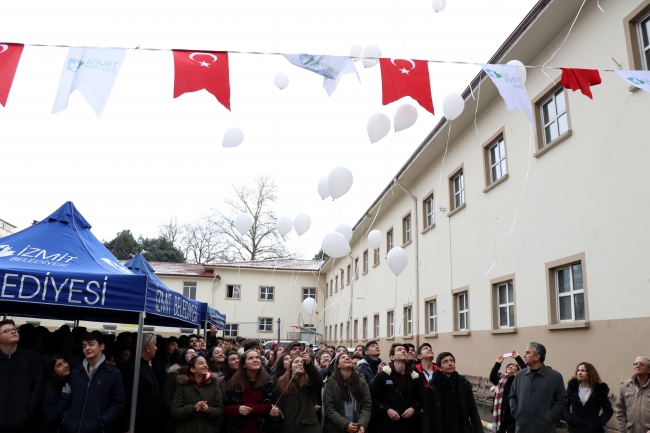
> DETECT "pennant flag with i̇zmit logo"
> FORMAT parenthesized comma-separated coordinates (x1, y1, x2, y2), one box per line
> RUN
(380, 58, 434, 114)
(52, 47, 127, 118)
(173, 50, 231, 110)
(282, 54, 359, 96)
(0, 43, 25, 107)
(615, 70, 650, 93)
(479, 63, 535, 131)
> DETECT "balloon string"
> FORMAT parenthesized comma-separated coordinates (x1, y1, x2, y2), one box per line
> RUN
(473, 79, 482, 136)
(435, 122, 453, 214)
(541, 0, 586, 84)
(278, 237, 303, 339)
(483, 124, 534, 277)
(275, 372, 296, 405)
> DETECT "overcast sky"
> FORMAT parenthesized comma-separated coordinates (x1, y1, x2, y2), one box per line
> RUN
(0, 0, 538, 258)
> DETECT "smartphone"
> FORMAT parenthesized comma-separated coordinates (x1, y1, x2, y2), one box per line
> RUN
(503, 352, 513, 358)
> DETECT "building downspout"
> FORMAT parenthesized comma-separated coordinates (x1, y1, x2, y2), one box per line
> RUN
(393, 178, 420, 349)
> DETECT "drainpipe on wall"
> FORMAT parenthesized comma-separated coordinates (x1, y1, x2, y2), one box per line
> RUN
(393, 178, 420, 349)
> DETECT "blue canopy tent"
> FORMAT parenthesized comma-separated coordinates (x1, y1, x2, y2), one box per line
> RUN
(0, 202, 201, 432)
(199, 302, 227, 342)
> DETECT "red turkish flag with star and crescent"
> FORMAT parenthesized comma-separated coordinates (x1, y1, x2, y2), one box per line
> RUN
(380, 58, 434, 114)
(173, 50, 231, 110)
(0, 43, 25, 107)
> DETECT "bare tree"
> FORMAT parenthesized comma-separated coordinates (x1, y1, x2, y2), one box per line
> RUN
(209, 175, 289, 261)
(180, 218, 230, 264)
(159, 217, 184, 246)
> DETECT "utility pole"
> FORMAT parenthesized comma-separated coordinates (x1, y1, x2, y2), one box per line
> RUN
(276, 317, 281, 345)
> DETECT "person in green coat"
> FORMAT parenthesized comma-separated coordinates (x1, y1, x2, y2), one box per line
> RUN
(172, 356, 224, 433)
(323, 353, 372, 433)
(275, 352, 323, 433)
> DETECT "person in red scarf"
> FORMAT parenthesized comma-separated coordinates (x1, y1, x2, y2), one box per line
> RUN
(171, 356, 224, 433)
(489, 351, 525, 433)
(223, 350, 279, 433)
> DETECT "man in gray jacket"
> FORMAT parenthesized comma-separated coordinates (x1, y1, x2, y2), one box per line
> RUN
(509, 342, 567, 433)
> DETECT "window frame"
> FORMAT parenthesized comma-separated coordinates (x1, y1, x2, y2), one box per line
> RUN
(624, 2, 650, 72)
(363, 249, 369, 274)
(481, 127, 509, 193)
(403, 305, 412, 336)
(555, 264, 585, 323)
(362, 316, 368, 340)
(183, 281, 197, 300)
(347, 264, 351, 285)
(226, 284, 241, 300)
(373, 314, 380, 338)
(386, 228, 394, 253)
(545, 252, 589, 328)
(422, 190, 435, 232)
(353, 319, 358, 341)
(335, 275, 338, 293)
(387, 309, 394, 337)
(224, 323, 238, 337)
(489, 274, 516, 331)
(452, 286, 470, 332)
(258, 317, 273, 332)
(340, 270, 344, 290)
(402, 212, 412, 245)
(532, 80, 573, 157)
(259, 286, 275, 301)
(448, 164, 466, 216)
(373, 247, 380, 266)
(302, 287, 316, 301)
(425, 296, 437, 334)
(354, 258, 359, 280)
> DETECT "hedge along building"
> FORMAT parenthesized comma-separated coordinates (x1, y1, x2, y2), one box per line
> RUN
(151, 259, 326, 340)
(321, 0, 650, 394)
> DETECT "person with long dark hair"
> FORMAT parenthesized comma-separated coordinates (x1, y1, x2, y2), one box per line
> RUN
(41, 354, 71, 433)
(275, 353, 323, 433)
(272, 353, 292, 383)
(322, 353, 371, 433)
(207, 346, 226, 376)
(220, 351, 240, 394)
(223, 350, 279, 433)
(489, 351, 526, 433)
(171, 356, 224, 433)
(564, 362, 613, 433)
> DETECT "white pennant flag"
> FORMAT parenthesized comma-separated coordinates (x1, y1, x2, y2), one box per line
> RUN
(282, 54, 359, 96)
(52, 47, 127, 118)
(479, 63, 535, 131)
(615, 70, 650, 93)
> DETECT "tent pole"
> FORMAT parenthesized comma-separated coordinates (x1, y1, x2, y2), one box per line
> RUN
(1, 313, 6, 320)
(203, 320, 208, 342)
(130, 312, 145, 433)
(73, 320, 79, 328)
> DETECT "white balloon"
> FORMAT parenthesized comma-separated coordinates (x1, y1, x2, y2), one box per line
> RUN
(432, 0, 446, 13)
(222, 127, 244, 148)
(350, 44, 362, 62)
(394, 104, 418, 132)
(386, 247, 408, 276)
(367, 112, 391, 143)
(317, 177, 330, 200)
(303, 297, 317, 315)
(234, 213, 254, 236)
(362, 45, 381, 69)
(368, 230, 383, 250)
(507, 60, 527, 84)
(442, 93, 464, 120)
(276, 216, 293, 237)
(322, 232, 351, 259)
(274, 72, 289, 90)
(335, 224, 353, 242)
(326, 167, 353, 200)
(293, 214, 311, 236)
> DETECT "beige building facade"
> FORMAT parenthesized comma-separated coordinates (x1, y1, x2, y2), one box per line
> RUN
(0, 219, 17, 238)
(322, 0, 650, 411)
(153, 259, 326, 341)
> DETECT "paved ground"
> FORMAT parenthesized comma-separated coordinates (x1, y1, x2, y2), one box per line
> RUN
(477, 403, 569, 432)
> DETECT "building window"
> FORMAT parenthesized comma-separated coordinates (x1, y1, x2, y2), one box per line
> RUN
(330, 279, 334, 296)
(541, 88, 568, 146)
(340, 270, 344, 289)
(639, 12, 650, 69)
(354, 319, 358, 340)
(302, 287, 316, 301)
(354, 258, 359, 279)
(326, 283, 329, 298)
(362, 317, 368, 339)
(334, 324, 338, 340)
(347, 265, 351, 284)
(183, 281, 197, 299)
(346, 322, 350, 340)
(363, 250, 369, 274)
(259, 286, 274, 301)
(423, 193, 434, 229)
(456, 291, 469, 331)
(226, 285, 240, 299)
(329, 326, 332, 342)
(374, 314, 379, 338)
(556, 263, 585, 322)
(404, 306, 412, 336)
(452, 171, 465, 210)
(624, 6, 650, 71)
(387, 311, 394, 337)
(402, 213, 411, 244)
(488, 137, 507, 184)
(259, 318, 273, 332)
(427, 299, 437, 333)
(387, 229, 394, 252)
(497, 281, 515, 328)
(335, 276, 338, 293)
(373, 248, 380, 266)
(340, 323, 344, 339)
(224, 324, 238, 337)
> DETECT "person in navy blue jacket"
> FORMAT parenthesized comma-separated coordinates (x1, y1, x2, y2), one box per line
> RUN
(62, 331, 125, 433)
(41, 354, 72, 433)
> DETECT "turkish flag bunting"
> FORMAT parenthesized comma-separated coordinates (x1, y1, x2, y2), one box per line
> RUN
(173, 50, 231, 110)
(0, 43, 25, 107)
(561, 68, 601, 99)
(380, 58, 434, 114)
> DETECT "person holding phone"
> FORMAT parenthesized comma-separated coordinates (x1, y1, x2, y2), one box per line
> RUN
(489, 350, 526, 433)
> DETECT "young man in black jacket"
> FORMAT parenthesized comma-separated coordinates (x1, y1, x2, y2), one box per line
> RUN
(0, 319, 44, 433)
(63, 331, 125, 433)
(370, 342, 422, 433)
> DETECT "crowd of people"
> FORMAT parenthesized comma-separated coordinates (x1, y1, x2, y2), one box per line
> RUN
(1, 318, 649, 433)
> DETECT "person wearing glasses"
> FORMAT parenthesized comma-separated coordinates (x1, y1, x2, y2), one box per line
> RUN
(616, 356, 650, 433)
(117, 332, 162, 432)
(0, 319, 45, 433)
